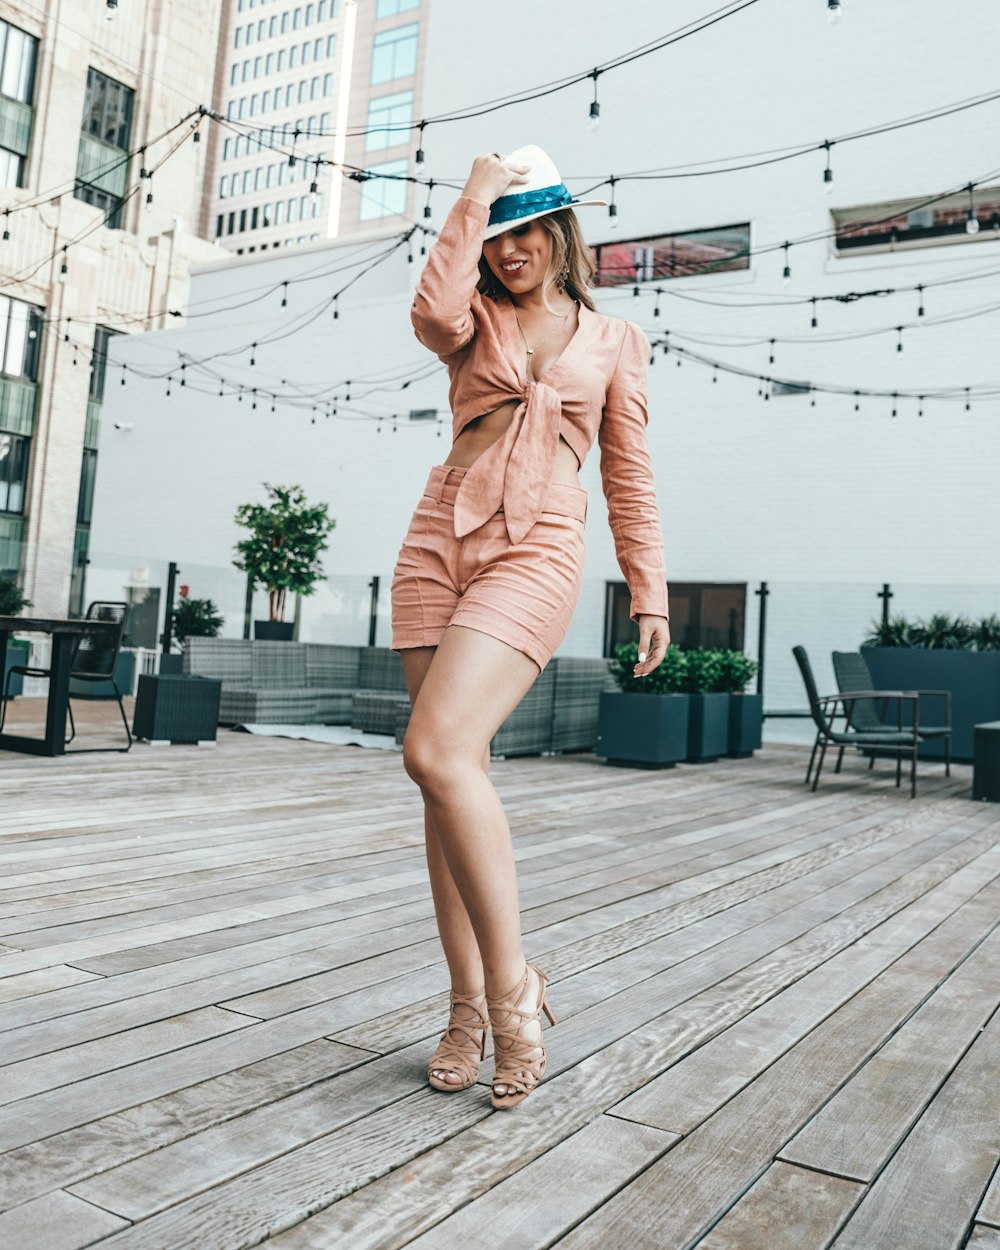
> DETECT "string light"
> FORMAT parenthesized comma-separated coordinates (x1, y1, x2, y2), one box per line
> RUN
(768, 339, 776, 365)
(916, 284, 925, 317)
(607, 176, 618, 229)
(424, 179, 434, 220)
(106, 0, 117, 19)
(966, 182, 980, 234)
(415, 121, 426, 169)
(59, 248, 68, 282)
(782, 242, 791, 286)
(822, 139, 833, 193)
(589, 69, 601, 130)
(145, 173, 154, 213)
(281, 282, 288, 307)
(810, 298, 818, 332)
(2, 209, 9, 242)
(896, 326, 904, 352)
(827, 0, 842, 23)
(891, 392, 898, 418)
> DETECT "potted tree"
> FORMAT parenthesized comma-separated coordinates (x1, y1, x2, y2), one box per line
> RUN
(720, 650, 762, 758)
(0, 575, 32, 699)
(862, 611, 1000, 763)
(233, 484, 336, 640)
(596, 641, 690, 768)
(683, 648, 731, 763)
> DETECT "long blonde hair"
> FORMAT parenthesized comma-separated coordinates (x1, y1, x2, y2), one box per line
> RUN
(477, 208, 597, 311)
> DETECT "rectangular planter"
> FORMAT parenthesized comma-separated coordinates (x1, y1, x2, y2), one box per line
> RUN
(728, 692, 763, 758)
(254, 620, 294, 641)
(132, 675, 222, 744)
(596, 691, 690, 768)
(862, 647, 1000, 764)
(687, 692, 731, 763)
(2, 640, 30, 698)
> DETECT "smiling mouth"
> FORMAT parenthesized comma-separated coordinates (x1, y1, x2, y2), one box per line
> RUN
(501, 260, 527, 273)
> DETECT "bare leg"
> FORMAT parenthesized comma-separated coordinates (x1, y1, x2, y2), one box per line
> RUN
(403, 645, 492, 1088)
(402, 625, 545, 1096)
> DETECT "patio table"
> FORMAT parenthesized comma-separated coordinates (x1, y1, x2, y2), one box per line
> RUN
(0, 615, 120, 756)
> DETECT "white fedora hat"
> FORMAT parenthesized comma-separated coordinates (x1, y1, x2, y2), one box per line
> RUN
(483, 144, 607, 240)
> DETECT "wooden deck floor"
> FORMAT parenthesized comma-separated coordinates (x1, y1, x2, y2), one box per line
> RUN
(1, 700, 999, 1250)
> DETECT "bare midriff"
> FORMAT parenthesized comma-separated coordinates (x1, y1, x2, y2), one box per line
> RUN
(444, 400, 581, 485)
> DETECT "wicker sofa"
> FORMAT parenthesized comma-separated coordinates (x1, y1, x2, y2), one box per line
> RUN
(184, 639, 615, 755)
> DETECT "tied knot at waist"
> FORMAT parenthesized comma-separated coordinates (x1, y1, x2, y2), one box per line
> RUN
(452, 381, 563, 544)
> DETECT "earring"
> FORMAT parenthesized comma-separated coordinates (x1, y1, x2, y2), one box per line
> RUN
(556, 263, 570, 290)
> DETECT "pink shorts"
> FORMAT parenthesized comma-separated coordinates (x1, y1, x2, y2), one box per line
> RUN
(390, 464, 588, 671)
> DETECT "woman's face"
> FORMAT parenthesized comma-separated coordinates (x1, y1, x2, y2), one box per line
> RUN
(482, 219, 553, 295)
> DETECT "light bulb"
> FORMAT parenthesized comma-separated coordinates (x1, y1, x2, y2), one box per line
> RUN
(589, 101, 600, 131)
(145, 190, 154, 212)
(823, 168, 834, 195)
(827, 0, 841, 23)
(782, 265, 791, 287)
(106, 0, 117, 19)
(966, 213, 980, 235)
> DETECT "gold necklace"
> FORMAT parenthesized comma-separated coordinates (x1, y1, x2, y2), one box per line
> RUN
(512, 302, 576, 372)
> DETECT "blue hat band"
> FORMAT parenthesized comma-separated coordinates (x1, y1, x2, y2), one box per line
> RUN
(488, 182, 575, 229)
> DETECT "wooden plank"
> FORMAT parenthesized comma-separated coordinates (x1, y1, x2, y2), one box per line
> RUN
(267, 1114, 679, 1250)
(543, 843, 1000, 1250)
(779, 923, 1000, 1182)
(0, 1189, 130, 1247)
(0, 964, 102, 1003)
(610, 868, 1000, 1137)
(694, 1162, 863, 1250)
(968, 1228, 1000, 1250)
(977, 1164, 1000, 1229)
(828, 1008, 1000, 1250)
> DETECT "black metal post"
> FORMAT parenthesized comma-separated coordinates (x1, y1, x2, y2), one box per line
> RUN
(755, 581, 769, 697)
(367, 576, 379, 647)
(243, 572, 254, 640)
(160, 562, 179, 655)
(878, 582, 894, 626)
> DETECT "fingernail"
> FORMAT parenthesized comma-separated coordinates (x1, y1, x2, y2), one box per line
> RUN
(638, 652, 647, 663)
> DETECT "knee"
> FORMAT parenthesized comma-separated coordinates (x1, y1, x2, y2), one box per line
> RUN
(403, 727, 476, 792)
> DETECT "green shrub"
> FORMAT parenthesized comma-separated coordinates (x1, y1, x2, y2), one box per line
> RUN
(608, 641, 688, 694)
(682, 648, 727, 694)
(0, 576, 31, 616)
(865, 611, 999, 652)
(718, 650, 760, 694)
(170, 594, 224, 651)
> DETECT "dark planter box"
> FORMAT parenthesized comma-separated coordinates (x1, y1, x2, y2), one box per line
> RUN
(159, 653, 184, 675)
(596, 691, 690, 768)
(132, 675, 222, 744)
(69, 652, 135, 700)
(254, 620, 295, 641)
(728, 692, 763, 758)
(3, 640, 30, 698)
(862, 647, 1000, 764)
(687, 692, 731, 763)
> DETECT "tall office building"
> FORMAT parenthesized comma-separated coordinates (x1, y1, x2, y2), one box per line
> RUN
(201, 0, 427, 253)
(0, 0, 224, 615)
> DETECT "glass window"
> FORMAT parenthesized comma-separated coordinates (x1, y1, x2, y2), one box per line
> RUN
(279, 162, 288, 185)
(219, 176, 227, 198)
(300, 194, 309, 217)
(89, 326, 117, 403)
(227, 99, 236, 119)
(275, 200, 286, 224)
(262, 89, 271, 112)
(593, 224, 751, 286)
(298, 79, 308, 103)
(288, 197, 298, 223)
(246, 23, 254, 44)
(239, 207, 247, 231)
(254, 166, 263, 190)
(834, 186, 1000, 254)
(238, 96, 248, 118)
(318, 0, 326, 18)
(257, 18, 266, 38)
(326, 34, 336, 56)
(366, 89, 411, 151)
(262, 203, 272, 226)
(249, 93, 259, 116)
(235, 25, 243, 47)
(302, 42, 311, 64)
(310, 76, 319, 99)
(305, 3, 314, 23)
(320, 111, 330, 129)
(230, 172, 240, 195)
(0, 432, 29, 514)
(227, 211, 235, 233)
(269, 15, 277, 36)
(254, 55, 263, 76)
(358, 157, 408, 220)
(0, 295, 42, 381)
(293, 6, 302, 29)
(376, 0, 419, 16)
(266, 52, 274, 73)
(371, 24, 418, 84)
(251, 205, 259, 229)
(223, 137, 233, 160)
(322, 73, 332, 95)
(277, 48, 286, 70)
(312, 195, 321, 219)
(285, 83, 295, 106)
(314, 37, 322, 57)
(216, 213, 224, 237)
(281, 11, 289, 33)
(80, 67, 134, 150)
(290, 44, 299, 67)
(267, 163, 276, 187)
(230, 63, 239, 85)
(235, 135, 245, 157)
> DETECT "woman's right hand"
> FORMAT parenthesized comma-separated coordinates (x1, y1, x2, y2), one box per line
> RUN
(461, 153, 531, 208)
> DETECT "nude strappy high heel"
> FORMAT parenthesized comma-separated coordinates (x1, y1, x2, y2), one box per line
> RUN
(427, 987, 489, 1092)
(487, 960, 557, 1110)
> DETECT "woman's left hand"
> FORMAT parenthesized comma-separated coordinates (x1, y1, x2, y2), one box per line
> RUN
(633, 615, 671, 678)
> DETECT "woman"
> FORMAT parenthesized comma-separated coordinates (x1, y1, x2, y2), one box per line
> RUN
(391, 144, 670, 1110)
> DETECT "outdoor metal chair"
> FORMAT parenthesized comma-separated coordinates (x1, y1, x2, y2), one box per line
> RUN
(792, 645, 923, 798)
(832, 650, 951, 778)
(0, 601, 132, 753)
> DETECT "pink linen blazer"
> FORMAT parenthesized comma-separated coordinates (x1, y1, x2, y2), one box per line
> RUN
(410, 195, 669, 622)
